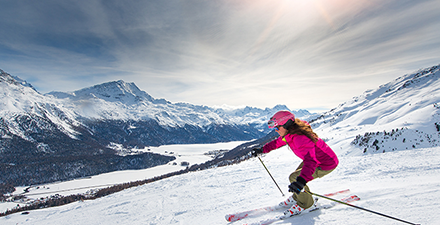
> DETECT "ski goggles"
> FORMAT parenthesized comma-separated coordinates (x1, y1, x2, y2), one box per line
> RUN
(268, 120, 282, 131)
(267, 119, 277, 128)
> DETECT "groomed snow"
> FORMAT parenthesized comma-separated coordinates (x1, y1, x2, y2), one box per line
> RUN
(2, 144, 438, 225)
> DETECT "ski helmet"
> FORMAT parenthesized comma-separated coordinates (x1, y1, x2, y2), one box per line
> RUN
(267, 111, 295, 129)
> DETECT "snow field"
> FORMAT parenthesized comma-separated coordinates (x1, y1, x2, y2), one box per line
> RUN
(2, 141, 246, 211)
(1, 145, 439, 225)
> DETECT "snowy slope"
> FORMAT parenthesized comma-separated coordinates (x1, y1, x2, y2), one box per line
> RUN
(1, 145, 437, 225)
(0, 69, 80, 139)
(312, 64, 440, 156)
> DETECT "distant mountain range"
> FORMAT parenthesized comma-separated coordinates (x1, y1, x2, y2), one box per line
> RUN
(0, 69, 315, 186)
(45, 80, 314, 135)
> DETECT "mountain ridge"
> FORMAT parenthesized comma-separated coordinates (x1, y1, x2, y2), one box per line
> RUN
(311, 64, 440, 155)
(1, 68, 315, 186)
(46, 79, 314, 128)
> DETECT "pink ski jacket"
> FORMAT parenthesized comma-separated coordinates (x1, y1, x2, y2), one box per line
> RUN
(262, 133, 338, 182)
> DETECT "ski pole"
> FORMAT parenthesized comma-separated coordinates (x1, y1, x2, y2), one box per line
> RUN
(257, 156, 285, 196)
(305, 190, 420, 225)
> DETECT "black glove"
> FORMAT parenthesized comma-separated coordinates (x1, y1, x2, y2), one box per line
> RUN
(251, 147, 263, 157)
(288, 176, 307, 194)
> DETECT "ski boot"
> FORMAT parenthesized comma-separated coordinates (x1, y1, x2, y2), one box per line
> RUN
(278, 195, 296, 207)
(280, 197, 318, 219)
(280, 204, 304, 219)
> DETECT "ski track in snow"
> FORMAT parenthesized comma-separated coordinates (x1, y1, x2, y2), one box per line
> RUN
(1, 145, 439, 225)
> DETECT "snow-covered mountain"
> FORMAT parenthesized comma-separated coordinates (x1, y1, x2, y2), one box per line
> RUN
(46, 80, 314, 129)
(0, 70, 80, 141)
(2, 69, 309, 139)
(0, 68, 315, 186)
(42, 79, 316, 147)
(1, 74, 167, 186)
(311, 64, 440, 155)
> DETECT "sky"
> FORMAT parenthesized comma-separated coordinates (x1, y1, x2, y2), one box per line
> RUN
(1, 0, 439, 112)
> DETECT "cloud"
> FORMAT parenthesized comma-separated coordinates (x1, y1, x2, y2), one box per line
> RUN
(1, 0, 440, 111)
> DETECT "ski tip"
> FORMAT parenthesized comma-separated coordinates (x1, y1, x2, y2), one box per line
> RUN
(225, 214, 245, 222)
(340, 195, 361, 203)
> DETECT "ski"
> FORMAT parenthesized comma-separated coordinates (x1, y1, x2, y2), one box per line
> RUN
(242, 195, 361, 225)
(225, 189, 350, 222)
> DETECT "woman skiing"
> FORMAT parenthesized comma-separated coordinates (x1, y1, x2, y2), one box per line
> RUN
(253, 110, 339, 218)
